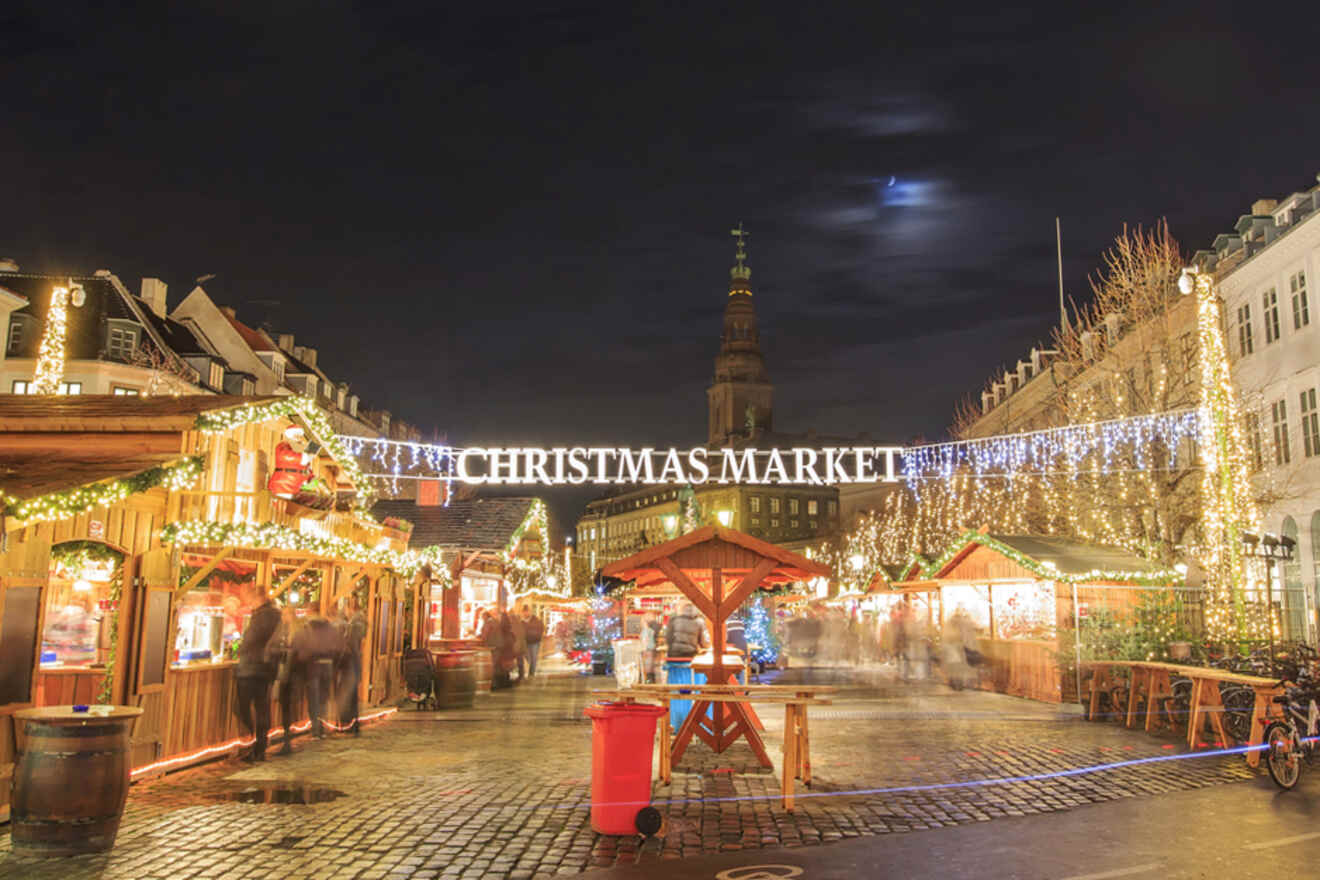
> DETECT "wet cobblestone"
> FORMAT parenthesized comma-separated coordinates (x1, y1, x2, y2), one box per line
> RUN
(1, 666, 1258, 878)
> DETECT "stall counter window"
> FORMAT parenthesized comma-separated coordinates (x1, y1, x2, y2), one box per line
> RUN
(40, 544, 122, 668)
(173, 554, 262, 665)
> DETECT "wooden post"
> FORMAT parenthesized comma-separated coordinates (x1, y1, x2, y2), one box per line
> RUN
(443, 555, 462, 640)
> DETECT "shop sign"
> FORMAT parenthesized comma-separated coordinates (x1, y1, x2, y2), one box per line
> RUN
(446, 446, 902, 487)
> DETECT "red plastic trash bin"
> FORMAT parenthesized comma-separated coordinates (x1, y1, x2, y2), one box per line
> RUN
(584, 701, 667, 835)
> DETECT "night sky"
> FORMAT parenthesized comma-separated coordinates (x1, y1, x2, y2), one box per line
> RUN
(7, 3, 1320, 459)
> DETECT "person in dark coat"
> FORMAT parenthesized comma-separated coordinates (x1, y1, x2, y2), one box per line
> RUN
(293, 611, 342, 738)
(273, 605, 301, 756)
(522, 607, 545, 678)
(235, 584, 281, 761)
(339, 600, 368, 735)
(496, 611, 517, 688)
(481, 610, 503, 687)
(663, 603, 708, 660)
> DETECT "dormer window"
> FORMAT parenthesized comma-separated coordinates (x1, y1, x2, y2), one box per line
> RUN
(106, 321, 139, 361)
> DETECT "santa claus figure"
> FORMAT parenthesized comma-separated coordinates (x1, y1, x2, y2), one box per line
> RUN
(267, 426, 312, 496)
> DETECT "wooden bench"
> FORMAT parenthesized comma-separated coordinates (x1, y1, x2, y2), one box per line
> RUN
(594, 683, 834, 810)
(1083, 660, 1283, 768)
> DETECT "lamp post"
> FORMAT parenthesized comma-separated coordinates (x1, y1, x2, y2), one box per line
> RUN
(1240, 532, 1296, 659)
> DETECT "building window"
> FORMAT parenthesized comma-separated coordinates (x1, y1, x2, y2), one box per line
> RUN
(112, 385, 140, 396)
(788, 498, 800, 515)
(770, 518, 780, 528)
(208, 362, 224, 389)
(808, 519, 817, 530)
(827, 500, 838, 517)
(107, 325, 138, 360)
(769, 497, 781, 514)
(1236, 304, 1253, 356)
(790, 519, 799, 529)
(1302, 388, 1320, 458)
(749, 496, 761, 514)
(1246, 412, 1264, 472)
(807, 499, 819, 516)
(14, 380, 81, 394)
(1291, 270, 1309, 330)
(7, 321, 22, 353)
(1263, 288, 1280, 344)
(1272, 398, 1292, 465)
(751, 517, 761, 526)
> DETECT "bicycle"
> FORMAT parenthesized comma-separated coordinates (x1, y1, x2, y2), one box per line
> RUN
(1263, 685, 1320, 790)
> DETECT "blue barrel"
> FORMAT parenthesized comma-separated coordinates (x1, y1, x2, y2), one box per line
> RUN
(665, 660, 708, 729)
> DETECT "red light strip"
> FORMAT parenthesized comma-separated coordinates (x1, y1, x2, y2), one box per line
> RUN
(129, 707, 398, 779)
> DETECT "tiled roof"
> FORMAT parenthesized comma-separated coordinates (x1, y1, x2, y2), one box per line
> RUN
(138, 307, 213, 358)
(0, 394, 281, 432)
(372, 497, 541, 552)
(0, 272, 137, 360)
(224, 312, 278, 352)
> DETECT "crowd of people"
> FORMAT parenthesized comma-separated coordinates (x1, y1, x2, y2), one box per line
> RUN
(234, 582, 370, 762)
(778, 601, 984, 684)
(478, 605, 545, 688)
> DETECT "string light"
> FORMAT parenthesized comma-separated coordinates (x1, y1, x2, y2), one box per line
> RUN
(4, 456, 204, 524)
(160, 520, 452, 586)
(31, 284, 71, 394)
(194, 397, 374, 508)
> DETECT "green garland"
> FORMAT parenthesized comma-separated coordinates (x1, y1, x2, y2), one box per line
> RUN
(916, 530, 1182, 586)
(3, 456, 204, 524)
(161, 519, 452, 586)
(97, 562, 124, 704)
(192, 396, 374, 509)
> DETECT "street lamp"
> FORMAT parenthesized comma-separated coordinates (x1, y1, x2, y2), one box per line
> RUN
(715, 510, 733, 527)
(1240, 531, 1297, 658)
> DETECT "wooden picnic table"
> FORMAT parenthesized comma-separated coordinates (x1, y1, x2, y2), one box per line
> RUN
(595, 683, 834, 810)
(1083, 660, 1283, 767)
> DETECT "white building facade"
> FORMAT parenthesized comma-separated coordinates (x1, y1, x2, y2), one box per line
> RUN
(1201, 175, 1320, 644)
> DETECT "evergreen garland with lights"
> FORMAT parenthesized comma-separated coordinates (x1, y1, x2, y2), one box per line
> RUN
(4, 457, 205, 524)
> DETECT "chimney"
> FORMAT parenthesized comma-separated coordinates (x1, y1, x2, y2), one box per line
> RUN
(1251, 198, 1278, 216)
(140, 278, 168, 318)
(278, 333, 295, 353)
(302, 347, 317, 368)
(219, 305, 237, 318)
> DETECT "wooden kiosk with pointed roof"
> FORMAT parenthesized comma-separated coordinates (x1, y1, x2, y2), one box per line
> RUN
(602, 524, 828, 766)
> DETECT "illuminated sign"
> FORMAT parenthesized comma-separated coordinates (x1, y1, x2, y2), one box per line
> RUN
(425, 446, 901, 486)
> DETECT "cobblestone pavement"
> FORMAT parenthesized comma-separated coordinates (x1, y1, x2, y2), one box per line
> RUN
(1, 665, 1260, 879)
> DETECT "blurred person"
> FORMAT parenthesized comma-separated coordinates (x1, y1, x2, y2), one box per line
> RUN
(293, 609, 341, 738)
(273, 605, 301, 756)
(664, 602, 707, 660)
(511, 605, 528, 683)
(639, 610, 659, 683)
(338, 599, 367, 735)
(725, 612, 747, 654)
(522, 606, 544, 678)
(235, 583, 280, 761)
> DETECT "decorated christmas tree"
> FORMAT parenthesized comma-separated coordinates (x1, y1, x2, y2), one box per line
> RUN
(744, 594, 780, 666)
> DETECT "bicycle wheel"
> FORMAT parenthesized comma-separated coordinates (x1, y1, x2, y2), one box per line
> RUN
(1264, 721, 1303, 790)
(1222, 688, 1255, 743)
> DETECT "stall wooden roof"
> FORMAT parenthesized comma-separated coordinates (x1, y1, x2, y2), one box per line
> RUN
(372, 497, 543, 553)
(601, 524, 829, 589)
(0, 395, 281, 500)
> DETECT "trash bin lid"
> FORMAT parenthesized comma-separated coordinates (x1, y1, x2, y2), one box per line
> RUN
(584, 701, 667, 719)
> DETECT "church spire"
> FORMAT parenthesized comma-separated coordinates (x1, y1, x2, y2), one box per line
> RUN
(729, 222, 752, 296)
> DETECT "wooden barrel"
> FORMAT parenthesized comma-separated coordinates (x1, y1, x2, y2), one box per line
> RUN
(11, 706, 143, 857)
(471, 648, 493, 695)
(433, 650, 476, 709)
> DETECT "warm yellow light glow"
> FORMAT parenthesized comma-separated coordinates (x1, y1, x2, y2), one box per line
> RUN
(716, 509, 733, 527)
(32, 285, 70, 394)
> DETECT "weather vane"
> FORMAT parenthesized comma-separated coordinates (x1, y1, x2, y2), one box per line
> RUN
(729, 222, 751, 288)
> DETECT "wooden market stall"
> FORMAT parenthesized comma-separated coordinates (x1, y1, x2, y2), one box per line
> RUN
(602, 525, 830, 766)
(885, 532, 1178, 703)
(0, 395, 428, 818)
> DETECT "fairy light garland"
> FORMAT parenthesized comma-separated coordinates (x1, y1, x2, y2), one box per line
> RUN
(31, 284, 70, 394)
(194, 397, 374, 508)
(4, 456, 205, 523)
(914, 530, 1181, 586)
(160, 520, 452, 585)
